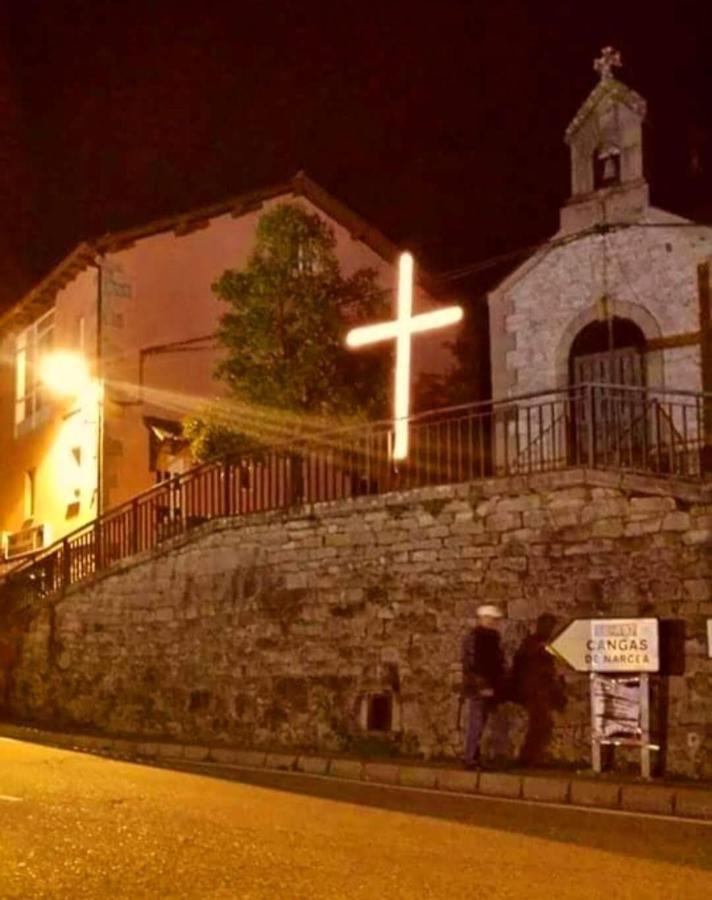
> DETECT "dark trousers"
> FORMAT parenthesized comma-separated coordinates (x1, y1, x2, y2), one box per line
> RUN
(520, 701, 554, 765)
(464, 696, 492, 764)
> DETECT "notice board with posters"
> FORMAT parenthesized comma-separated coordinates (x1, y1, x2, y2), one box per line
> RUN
(548, 618, 661, 779)
(591, 675, 644, 739)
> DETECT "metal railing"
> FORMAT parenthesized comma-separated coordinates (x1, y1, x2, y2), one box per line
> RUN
(4, 383, 710, 602)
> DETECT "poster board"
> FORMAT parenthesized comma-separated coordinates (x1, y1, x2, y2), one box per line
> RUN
(591, 675, 643, 739)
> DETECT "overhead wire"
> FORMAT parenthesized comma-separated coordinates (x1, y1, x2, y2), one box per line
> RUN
(431, 217, 712, 286)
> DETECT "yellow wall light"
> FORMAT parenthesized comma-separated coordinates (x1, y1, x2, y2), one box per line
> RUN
(39, 351, 91, 399)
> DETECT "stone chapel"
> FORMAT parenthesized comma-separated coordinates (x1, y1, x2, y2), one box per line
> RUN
(488, 48, 712, 414)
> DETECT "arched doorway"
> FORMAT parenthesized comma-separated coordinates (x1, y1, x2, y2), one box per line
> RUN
(569, 316, 648, 466)
(569, 316, 647, 388)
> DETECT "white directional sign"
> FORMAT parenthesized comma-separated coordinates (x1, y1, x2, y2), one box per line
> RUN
(548, 618, 659, 673)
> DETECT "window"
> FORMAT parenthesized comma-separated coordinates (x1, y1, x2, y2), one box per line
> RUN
(24, 468, 36, 521)
(367, 693, 393, 732)
(15, 310, 54, 431)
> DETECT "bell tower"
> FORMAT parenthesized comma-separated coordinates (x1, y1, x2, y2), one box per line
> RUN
(560, 48, 649, 233)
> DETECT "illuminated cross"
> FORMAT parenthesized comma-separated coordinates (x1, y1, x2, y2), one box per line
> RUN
(346, 252, 463, 460)
(594, 46, 622, 81)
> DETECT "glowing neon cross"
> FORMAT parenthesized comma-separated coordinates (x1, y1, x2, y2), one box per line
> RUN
(346, 252, 463, 460)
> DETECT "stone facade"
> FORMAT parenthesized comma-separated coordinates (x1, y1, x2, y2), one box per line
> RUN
(6, 469, 712, 778)
(488, 64, 712, 403)
(491, 218, 712, 399)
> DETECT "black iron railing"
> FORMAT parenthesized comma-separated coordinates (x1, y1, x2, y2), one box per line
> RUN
(3, 383, 710, 601)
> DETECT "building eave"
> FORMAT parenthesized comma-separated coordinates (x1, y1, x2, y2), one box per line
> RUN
(0, 172, 443, 338)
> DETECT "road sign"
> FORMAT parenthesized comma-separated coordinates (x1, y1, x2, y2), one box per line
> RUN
(548, 618, 659, 673)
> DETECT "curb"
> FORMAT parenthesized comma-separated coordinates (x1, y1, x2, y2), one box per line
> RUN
(2, 723, 711, 822)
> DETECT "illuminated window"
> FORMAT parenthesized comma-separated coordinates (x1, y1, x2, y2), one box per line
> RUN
(24, 468, 36, 520)
(15, 309, 54, 432)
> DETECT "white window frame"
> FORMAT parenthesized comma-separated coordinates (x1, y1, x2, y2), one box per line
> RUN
(15, 309, 55, 435)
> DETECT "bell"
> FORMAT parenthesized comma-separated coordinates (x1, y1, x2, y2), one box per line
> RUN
(603, 155, 617, 182)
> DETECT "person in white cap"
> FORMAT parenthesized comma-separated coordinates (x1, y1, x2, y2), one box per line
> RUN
(460, 603, 505, 769)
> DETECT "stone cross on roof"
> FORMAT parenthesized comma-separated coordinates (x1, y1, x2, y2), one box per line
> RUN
(594, 46, 622, 81)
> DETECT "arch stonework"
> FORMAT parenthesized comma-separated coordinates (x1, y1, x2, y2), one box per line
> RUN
(554, 298, 664, 389)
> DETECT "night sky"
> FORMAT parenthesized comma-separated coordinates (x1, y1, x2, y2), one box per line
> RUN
(0, 1, 710, 314)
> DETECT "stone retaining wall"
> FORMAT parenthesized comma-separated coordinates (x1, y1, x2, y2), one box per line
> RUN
(6, 468, 712, 777)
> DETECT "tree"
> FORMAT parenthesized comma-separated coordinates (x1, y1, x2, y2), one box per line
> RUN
(185, 202, 390, 460)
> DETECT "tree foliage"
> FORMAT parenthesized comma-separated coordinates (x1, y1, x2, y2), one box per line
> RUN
(185, 202, 390, 461)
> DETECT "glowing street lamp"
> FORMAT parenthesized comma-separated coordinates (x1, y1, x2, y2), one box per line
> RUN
(39, 351, 91, 399)
(346, 252, 463, 460)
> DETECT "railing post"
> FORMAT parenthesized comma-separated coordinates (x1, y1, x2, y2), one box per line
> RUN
(130, 499, 139, 555)
(62, 538, 71, 590)
(585, 384, 596, 468)
(94, 518, 102, 575)
(223, 458, 232, 517)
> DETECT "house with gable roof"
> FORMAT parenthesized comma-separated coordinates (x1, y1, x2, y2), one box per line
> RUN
(0, 173, 457, 559)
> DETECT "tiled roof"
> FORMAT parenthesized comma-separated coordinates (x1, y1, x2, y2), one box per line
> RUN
(0, 172, 436, 335)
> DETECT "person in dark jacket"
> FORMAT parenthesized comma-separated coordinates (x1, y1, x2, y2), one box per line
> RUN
(510, 613, 566, 766)
(461, 604, 505, 769)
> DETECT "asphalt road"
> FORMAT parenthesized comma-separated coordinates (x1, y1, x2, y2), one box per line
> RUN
(1, 738, 711, 899)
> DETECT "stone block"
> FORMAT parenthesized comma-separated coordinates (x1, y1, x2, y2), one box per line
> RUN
(496, 496, 541, 513)
(486, 512, 522, 532)
(550, 511, 582, 530)
(425, 526, 451, 539)
(621, 784, 674, 815)
(329, 758, 364, 780)
(521, 776, 570, 803)
(674, 787, 712, 820)
(285, 573, 308, 590)
(135, 742, 158, 758)
(111, 739, 137, 756)
(662, 512, 692, 532)
(296, 755, 330, 776)
(232, 750, 267, 768)
(154, 607, 174, 623)
(209, 747, 241, 765)
(399, 766, 438, 789)
(581, 500, 627, 523)
(682, 530, 712, 546)
(437, 769, 480, 793)
(624, 519, 662, 537)
(411, 550, 438, 563)
(478, 772, 522, 799)
(591, 518, 624, 539)
(521, 510, 549, 531)
(507, 599, 531, 620)
(630, 497, 676, 514)
(546, 487, 589, 503)
(570, 780, 621, 809)
(325, 533, 352, 547)
(183, 745, 210, 762)
(265, 752, 296, 771)
(684, 580, 712, 601)
(155, 742, 183, 759)
(362, 762, 400, 785)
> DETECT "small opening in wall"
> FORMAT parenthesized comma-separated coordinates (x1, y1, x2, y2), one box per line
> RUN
(367, 693, 393, 732)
